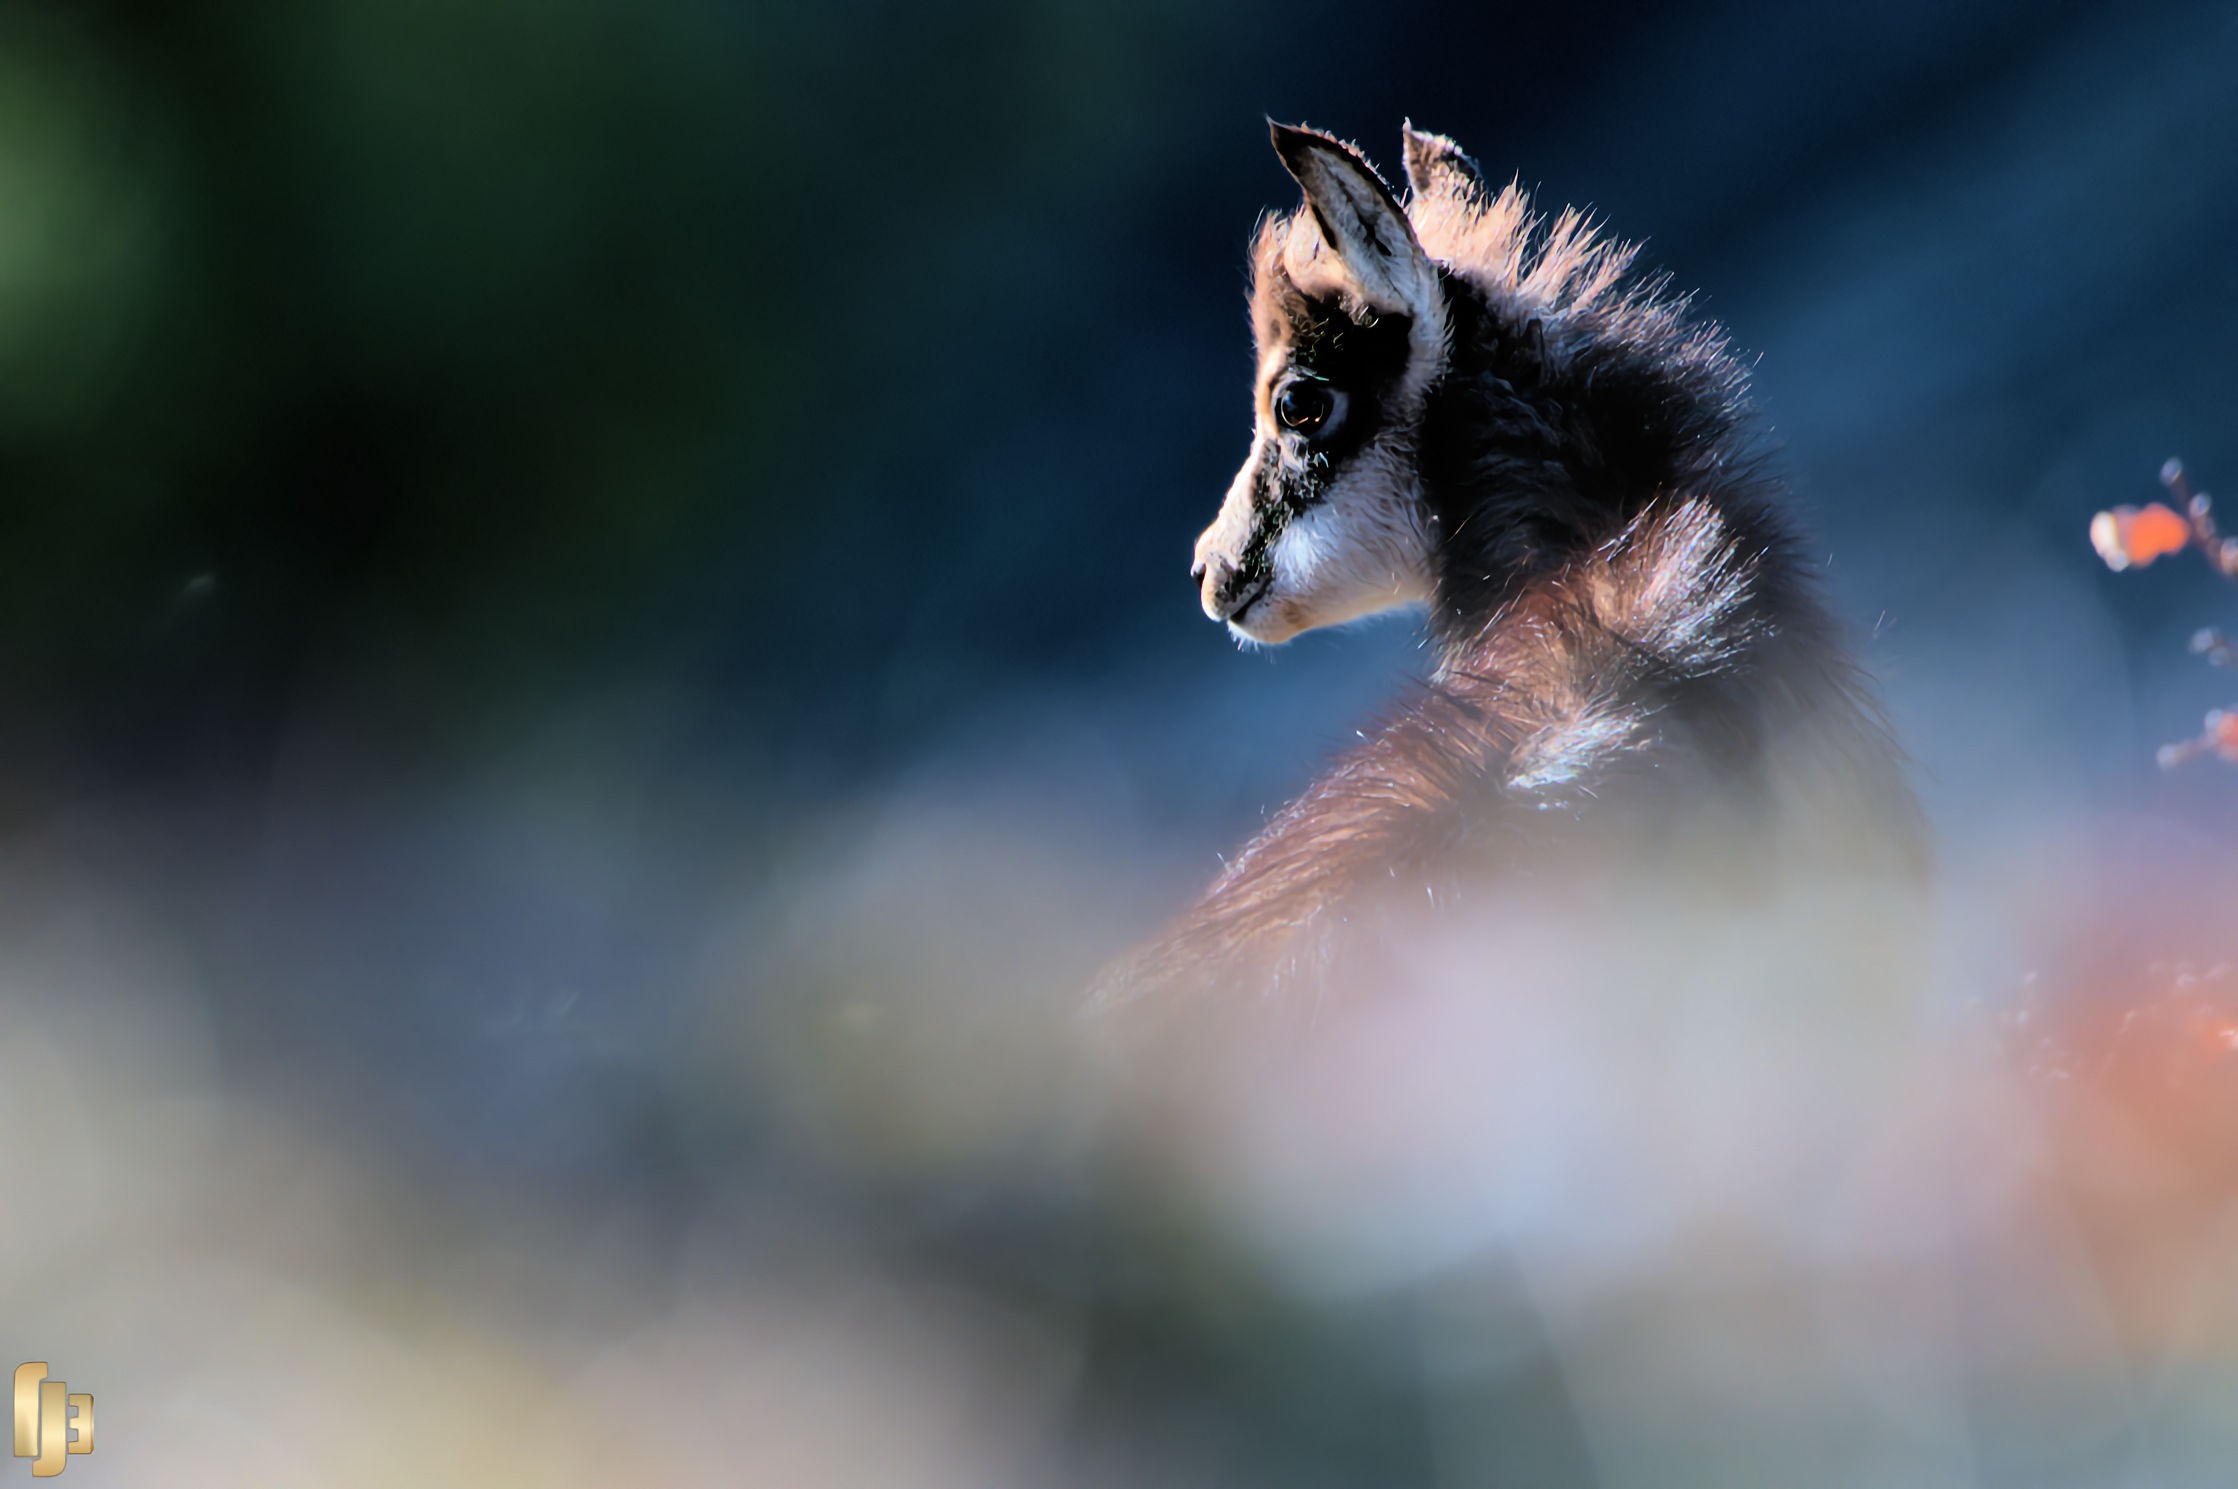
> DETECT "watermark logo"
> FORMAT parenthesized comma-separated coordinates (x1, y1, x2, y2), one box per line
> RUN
(11, 1366, 91, 1478)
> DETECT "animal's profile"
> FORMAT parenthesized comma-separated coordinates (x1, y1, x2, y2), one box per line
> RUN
(1103, 121, 1924, 1005)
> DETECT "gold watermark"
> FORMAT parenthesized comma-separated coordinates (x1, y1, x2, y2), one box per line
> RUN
(11, 1366, 91, 1478)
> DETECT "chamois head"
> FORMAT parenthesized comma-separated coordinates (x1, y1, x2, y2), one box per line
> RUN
(1193, 122, 1449, 644)
(1194, 121, 1750, 649)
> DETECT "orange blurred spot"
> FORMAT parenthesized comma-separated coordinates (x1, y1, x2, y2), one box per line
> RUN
(2210, 711, 2238, 762)
(2090, 502, 2191, 570)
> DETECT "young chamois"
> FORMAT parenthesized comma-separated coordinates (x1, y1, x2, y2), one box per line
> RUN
(1104, 122, 1923, 1006)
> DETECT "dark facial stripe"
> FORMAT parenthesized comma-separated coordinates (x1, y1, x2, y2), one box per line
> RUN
(1235, 449, 1289, 590)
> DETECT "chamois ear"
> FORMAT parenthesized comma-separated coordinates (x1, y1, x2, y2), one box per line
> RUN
(1400, 122, 1488, 207)
(1269, 120, 1436, 322)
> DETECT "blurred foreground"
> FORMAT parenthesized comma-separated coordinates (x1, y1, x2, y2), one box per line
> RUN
(10, 793, 2238, 1487)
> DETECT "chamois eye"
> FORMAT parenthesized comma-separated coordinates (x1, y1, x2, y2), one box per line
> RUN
(1276, 380, 1341, 435)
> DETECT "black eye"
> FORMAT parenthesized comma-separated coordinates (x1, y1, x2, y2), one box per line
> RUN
(1276, 380, 1339, 434)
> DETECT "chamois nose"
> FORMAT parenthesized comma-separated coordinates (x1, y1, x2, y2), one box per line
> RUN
(1193, 550, 1261, 622)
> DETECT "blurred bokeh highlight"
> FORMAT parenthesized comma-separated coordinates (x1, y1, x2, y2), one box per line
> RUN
(4, 0, 2238, 1484)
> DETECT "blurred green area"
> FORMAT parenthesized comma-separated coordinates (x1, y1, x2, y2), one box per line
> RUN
(0, 0, 762, 753)
(0, 0, 1220, 776)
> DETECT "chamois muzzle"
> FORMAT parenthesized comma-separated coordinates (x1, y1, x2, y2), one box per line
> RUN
(1192, 547, 1265, 623)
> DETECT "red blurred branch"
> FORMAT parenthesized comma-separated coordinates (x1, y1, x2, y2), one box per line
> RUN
(2093, 460, 2238, 769)
(2159, 458, 2238, 581)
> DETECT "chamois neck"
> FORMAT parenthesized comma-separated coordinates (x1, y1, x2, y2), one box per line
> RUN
(1415, 276, 1770, 664)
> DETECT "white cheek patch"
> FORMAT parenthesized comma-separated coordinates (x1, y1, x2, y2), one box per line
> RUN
(1271, 505, 1339, 590)
(1267, 445, 1435, 630)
